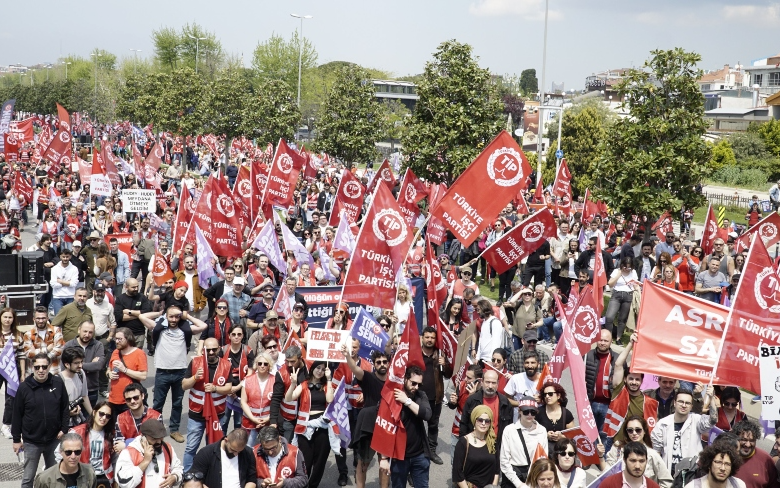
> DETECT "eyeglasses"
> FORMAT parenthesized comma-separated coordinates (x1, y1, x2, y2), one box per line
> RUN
(33, 364, 49, 371)
(723, 401, 739, 407)
(522, 410, 538, 417)
(544, 391, 557, 397)
(475, 417, 491, 424)
(205, 348, 219, 353)
(409, 380, 422, 387)
(262, 443, 281, 453)
(62, 449, 82, 457)
(676, 400, 692, 406)
(712, 460, 732, 468)
(626, 428, 643, 435)
(461, 272, 472, 276)
(183, 472, 205, 482)
(216, 306, 228, 310)
(266, 344, 278, 350)
(97, 411, 111, 419)
(125, 395, 141, 402)
(294, 308, 304, 312)
(257, 362, 270, 367)
(374, 360, 388, 365)
(558, 451, 576, 457)
(526, 340, 538, 344)
(491, 358, 503, 363)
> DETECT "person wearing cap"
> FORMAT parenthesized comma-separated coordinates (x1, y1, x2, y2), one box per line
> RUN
(247, 310, 287, 353)
(174, 255, 207, 319)
(220, 276, 251, 325)
(447, 265, 480, 304)
(115, 418, 183, 488)
(499, 395, 548, 487)
(507, 330, 550, 376)
(247, 282, 277, 329)
(82, 230, 103, 295)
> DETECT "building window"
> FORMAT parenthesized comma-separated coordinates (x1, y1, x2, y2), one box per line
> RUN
(753, 74, 763, 86)
(770, 72, 780, 87)
(701, 84, 710, 91)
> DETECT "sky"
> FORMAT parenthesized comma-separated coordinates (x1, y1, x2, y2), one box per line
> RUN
(1, 0, 779, 90)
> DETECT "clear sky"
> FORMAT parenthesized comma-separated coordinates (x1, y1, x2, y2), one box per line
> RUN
(2, 0, 778, 89)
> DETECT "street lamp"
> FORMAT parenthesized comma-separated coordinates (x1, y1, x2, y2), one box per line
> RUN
(129, 49, 142, 75)
(29, 69, 35, 86)
(187, 34, 207, 74)
(64, 61, 71, 80)
(290, 13, 313, 107)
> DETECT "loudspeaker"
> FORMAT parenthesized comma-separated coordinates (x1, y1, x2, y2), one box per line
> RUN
(7, 295, 35, 326)
(21, 251, 44, 285)
(0, 254, 19, 285)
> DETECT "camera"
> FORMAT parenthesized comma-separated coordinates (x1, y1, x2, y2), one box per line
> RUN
(68, 398, 83, 412)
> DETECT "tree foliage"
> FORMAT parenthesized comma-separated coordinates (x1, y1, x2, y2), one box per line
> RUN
(241, 78, 300, 145)
(252, 32, 317, 100)
(755, 119, 780, 157)
(519, 69, 539, 96)
(728, 131, 770, 160)
(402, 40, 503, 185)
(709, 139, 736, 171)
(151, 23, 223, 75)
(315, 65, 387, 167)
(593, 48, 710, 219)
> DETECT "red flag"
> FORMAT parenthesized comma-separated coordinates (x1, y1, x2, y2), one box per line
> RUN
(581, 189, 605, 224)
(211, 175, 243, 257)
(569, 288, 601, 356)
(700, 204, 727, 256)
(535, 363, 552, 392)
(301, 147, 318, 182)
(191, 175, 217, 244)
(3, 133, 19, 162)
(736, 211, 780, 252)
(172, 182, 197, 253)
(90, 151, 112, 197)
(100, 144, 122, 187)
(371, 312, 424, 460)
(592, 238, 607, 316)
(712, 237, 780, 394)
(652, 211, 675, 240)
(431, 131, 532, 245)
(42, 110, 72, 172)
(151, 250, 174, 286)
(562, 427, 602, 466)
(144, 141, 164, 171)
(8, 117, 35, 145)
(397, 168, 429, 229)
(262, 138, 306, 208)
(426, 183, 448, 246)
(514, 191, 531, 216)
(481, 209, 557, 275)
(250, 160, 269, 224)
(551, 158, 572, 199)
(56, 103, 71, 132)
(13, 171, 33, 207)
(559, 315, 599, 441)
(342, 183, 414, 309)
(424, 237, 448, 340)
(531, 443, 547, 463)
(367, 159, 396, 195)
(202, 382, 223, 444)
(532, 177, 544, 203)
(329, 169, 366, 226)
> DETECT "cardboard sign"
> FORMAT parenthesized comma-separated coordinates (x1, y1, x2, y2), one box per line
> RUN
(305, 329, 350, 362)
(759, 346, 780, 420)
(121, 189, 157, 213)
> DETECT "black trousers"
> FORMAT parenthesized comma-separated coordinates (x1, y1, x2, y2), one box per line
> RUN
(131, 259, 150, 290)
(498, 268, 517, 302)
(336, 408, 360, 475)
(521, 265, 545, 287)
(298, 426, 331, 488)
(0, 376, 15, 425)
(427, 400, 443, 452)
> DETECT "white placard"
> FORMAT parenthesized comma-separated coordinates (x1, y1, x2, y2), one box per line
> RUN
(121, 189, 157, 213)
(759, 346, 780, 420)
(305, 329, 350, 363)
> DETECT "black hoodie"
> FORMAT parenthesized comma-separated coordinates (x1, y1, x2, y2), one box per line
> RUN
(11, 373, 69, 444)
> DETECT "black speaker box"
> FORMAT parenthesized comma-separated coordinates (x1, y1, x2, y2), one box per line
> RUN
(21, 251, 44, 285)
(0, 254, 19, 285)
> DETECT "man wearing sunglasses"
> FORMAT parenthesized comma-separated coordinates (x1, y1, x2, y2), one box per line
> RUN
(190, 427, 257, 488)
(33, 433, 97, 488)
(12, 353, 70, 488)
(499, 395, 548, 487)
(115, 418, 183, 488)
(115, 383, 162, 443)
(247, 283, 278, 331)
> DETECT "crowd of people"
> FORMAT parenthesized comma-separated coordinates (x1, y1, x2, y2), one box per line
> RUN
(0, 127, 777, 488)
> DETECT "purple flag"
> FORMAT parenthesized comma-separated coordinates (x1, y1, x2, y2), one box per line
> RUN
(333, 213, 356, 256)
(350, 308, 390, 361)
(252, 220, 287, 277)
(274, 212, 313, 269)
(578, 225, 587, 251)
(708, 425, 724, 445)
(324, 379, 352, 448)
(195, 224, 217, 285)
(587, 460, 621, 488)
(0, 338, 19, 397)
(317, 243, 338, 282)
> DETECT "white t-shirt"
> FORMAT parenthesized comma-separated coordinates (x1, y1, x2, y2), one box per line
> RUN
(476, 316, 504, 362)
(90, 429, 106, 475)
(610, 269, 638, 293)
(505, 372, 540, 421)
(267, 449, 284, 482)
(221, 446, 241, 488)
(154, 326, 188, 369)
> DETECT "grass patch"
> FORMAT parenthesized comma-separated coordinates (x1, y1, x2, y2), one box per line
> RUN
(691, 206, 747, 226)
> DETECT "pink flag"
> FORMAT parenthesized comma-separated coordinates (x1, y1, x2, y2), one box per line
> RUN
(252, 220, 287, 276)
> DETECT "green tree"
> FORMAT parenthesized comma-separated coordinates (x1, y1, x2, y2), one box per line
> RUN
(593, 48, 710, 219)
(402, 40, 503, 185)
(200, 69, 251, 140)
(709, 138, 736, 170)
(728, 131, 769, 161)
(315, 65, 387, 167)
(152, 27, 181, 70)
(519, 69, 538, 96)
(242, 78, 300, 145)
(252, 32, 317, 98)
(756, 119, 780, 157)
(179, 23, 223, 76)
(381, 99, 411, 152)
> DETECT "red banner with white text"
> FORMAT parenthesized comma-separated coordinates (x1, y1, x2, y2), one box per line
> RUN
(551, 158, 572, 199)
(262, 138, 305, 209)
(481, 208, 556, 274)
(397, 168, 429, 229)
(329, 169, 365, 226)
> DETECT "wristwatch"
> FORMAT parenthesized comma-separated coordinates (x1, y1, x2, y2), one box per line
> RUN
(404, 398, 412, 406)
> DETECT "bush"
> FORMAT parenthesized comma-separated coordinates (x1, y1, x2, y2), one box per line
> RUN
(711, 165, 741, 186)
(737, 168, 768, 187)
(710, 165, 769, 187)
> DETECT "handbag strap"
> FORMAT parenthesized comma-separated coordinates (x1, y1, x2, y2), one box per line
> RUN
(515, 425, 531, 466)
(463, 436, 470, 474)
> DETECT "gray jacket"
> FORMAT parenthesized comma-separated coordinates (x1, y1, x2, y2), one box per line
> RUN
(33, 462, 96, 488)
(63, 338, 105, 391)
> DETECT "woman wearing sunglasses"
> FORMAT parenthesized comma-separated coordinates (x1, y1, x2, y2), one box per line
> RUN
(552, 438, 587, 488)
(603, 415, 673, 487)
(441, 298, 467, 338)
(714, 387, 746, 432)
(537, 382, 575, 443)
(501, 396, 548, 487)
(326, 302, 352, 330)
(453, 405, 499, 488)
(241, 352, 276, 447)
(66, 400, 119, 486)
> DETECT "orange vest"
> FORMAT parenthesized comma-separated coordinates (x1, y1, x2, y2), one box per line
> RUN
(127, 442, 172, 488)
(452, 279, 478, 301)
(604, 387, 659, 437)
(70, 423, 113, 480)
(116, 408, 162, 440)
(293, 386, 312, 435)
(188, 356, 232, 416)
(241, 373, 276, 430)
(256, 442, 300, 482)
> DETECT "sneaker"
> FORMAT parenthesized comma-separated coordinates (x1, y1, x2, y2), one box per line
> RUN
(430, 452, 444, 465)
(338, 473, 349, 486)
(1, 424, 12, 439)
(170, 432, 185, 443)
(751, 394, 761, 404)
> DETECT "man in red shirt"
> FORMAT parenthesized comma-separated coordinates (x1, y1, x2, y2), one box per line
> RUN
(600, 442, 660, 488)
(733, 420, 779, 488)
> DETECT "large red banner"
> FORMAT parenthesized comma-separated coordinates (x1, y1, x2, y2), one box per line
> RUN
(734, 212, 780, 253)
(8, 118, 35, 145)
(262, 138, 305, 209)
(250, 160, 268, 224)
(632, 281, 728, 384)
(342, 183, 414, 309)
(551, 158, 571, 199)
(4, 133, 18, 161)
(713, 237, 780, 394)
(144, 141, 164, 171)
(569, 288, 601, 356)
(481, 208, 556, 274)
(424, 237, 448, 340)
(397, 168, 428, 229)
(328, 169, 365, 226)
(431, 131, 532, 245)
(210, 175, 242, 257)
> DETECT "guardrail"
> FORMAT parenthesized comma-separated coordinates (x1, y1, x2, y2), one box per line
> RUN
(703, 192, 768, 211)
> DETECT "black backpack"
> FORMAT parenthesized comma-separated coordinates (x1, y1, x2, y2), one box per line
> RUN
(671, 456, 699, 488)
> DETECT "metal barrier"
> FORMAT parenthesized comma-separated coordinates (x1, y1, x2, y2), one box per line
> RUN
(703, 192, 768, 211)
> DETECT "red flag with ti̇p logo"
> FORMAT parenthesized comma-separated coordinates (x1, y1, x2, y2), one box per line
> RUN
(397, 168, 429, 229)
(172, 182, 197, 254)
(250, 159, 269, 224)
(431, 131, 532, 246)
(262, 138, 306, 209)
(329, 169, 365, 226)
(735, 211, 780, 252)
(367, 159, 396, 195)
(371, 313, 424, 460)
(700, 204, 728, 256)
(551, 158, 572, 199)
(532, 177, 544, 203)
(426, 183, 448, 246)
(562, 427, 602, 466)
(481, 209, 557, 275)
(652, 211, 674, 240)
(425, 237, 449, 344)
(203, 378, 223, 444)
(568, 288, 601, 356)
(151, 250, 174, 286)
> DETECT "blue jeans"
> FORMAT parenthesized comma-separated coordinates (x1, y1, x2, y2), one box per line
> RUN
(553, 321, 563, 341)
(51, 297, 73, 316)
(590, 401, 611, 451)
(545, 258, 552, 287)
(221, 400, 243, 432)
(183, 414, 225, 471)
(152, 369, 185, 432)
(390, 452, 430, 488)
(539, 317, 556, 342)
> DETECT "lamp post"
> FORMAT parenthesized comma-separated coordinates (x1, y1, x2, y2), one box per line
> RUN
(64, 61, 71, 80)
(290, 13, 313, 107)
(129, 49, 142, 75)
(539, 105, 563, 171)
(535, 0, 550, 186)
(187, 34, 207, 74)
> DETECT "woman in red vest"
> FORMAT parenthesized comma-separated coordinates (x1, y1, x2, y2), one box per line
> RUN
(325, 302, 352, 330)
(68, 400, 120, 484)
(284, 360, 334, 488)
(241, 352, 276, 447)
(714, 387, 746, 432)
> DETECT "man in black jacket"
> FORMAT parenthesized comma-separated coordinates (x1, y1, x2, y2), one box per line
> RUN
(191, 428, 257, 488)
(12, 352, 70, 488)
(113, 277, 153, 348)
(460, 369, 514, 455)
(575, 236, 615, 279)
(584, 329, 619, 445)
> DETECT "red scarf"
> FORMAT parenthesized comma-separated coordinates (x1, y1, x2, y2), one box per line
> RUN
(213, 316, 231, 347)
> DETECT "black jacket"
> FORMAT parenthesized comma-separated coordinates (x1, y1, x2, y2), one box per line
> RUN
(270, 366, 309, 426)
(633, 255, 656, 279)
(460, 391, 514, 453)
(584, 348, 619, 401)
(12, 373, 69, 444)
(574, 249, 615, 279)
(191, 439, 257, 488)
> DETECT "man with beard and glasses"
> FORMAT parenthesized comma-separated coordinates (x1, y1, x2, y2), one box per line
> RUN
(600, 441, 661, 488)
(378, 365, 433, 488)
(505, 351, 542, 417)
(460, 370, 514, 456)
(507, 330, 550, 375)
(191, 427, 257, 488)
(115, 383, 162, 443)
(731, 420, 779, 488)
(115, 419, 183, 488)
(22, 306, 65, 376)
(114, 278, 153, 349)
(651, 388, 716, 474)
(340, 344, 389, 488)
(687, 443, 746, 488)
(181, 338, 233, 471)
(33, 433, 97, 488)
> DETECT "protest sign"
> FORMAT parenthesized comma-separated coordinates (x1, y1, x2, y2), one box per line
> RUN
(350, 308, 389, 360)
(305, 329, 350, 362)
(759, 346, 780, 420)
(121, 189, 157, 213)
